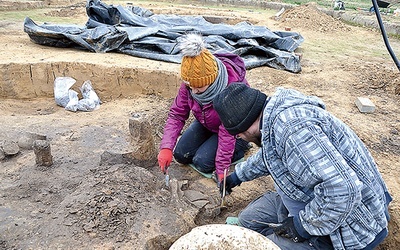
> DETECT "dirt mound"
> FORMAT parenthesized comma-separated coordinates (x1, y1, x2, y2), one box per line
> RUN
(46, 3, 86, 17)
(351, 62, 400, 96)
(279, 3, 352, 32)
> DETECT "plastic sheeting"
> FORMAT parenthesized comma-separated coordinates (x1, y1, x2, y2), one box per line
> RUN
(23, 0, 304, 73)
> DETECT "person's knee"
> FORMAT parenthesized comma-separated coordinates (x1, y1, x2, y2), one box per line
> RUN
(238, 209, 274, 236)
(192, 155, 214, 173)
(238, 208, 254, 228)
(173, 150, 191, 164)
(267, 234, 312, 250)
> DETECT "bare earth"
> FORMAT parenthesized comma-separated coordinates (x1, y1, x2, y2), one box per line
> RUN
(0, 1, 399, 249)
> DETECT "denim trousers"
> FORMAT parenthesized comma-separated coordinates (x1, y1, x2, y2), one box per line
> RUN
(238, 191, 334, 250)
(173, 120, 250, 173)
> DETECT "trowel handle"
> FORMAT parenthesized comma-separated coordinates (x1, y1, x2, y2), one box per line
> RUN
(222, 169, 227, 198)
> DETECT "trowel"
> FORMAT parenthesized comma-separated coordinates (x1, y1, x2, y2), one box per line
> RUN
(164, 167, 170, 188)
(220, 168, 227, 209)
(251, 220, 282, 228)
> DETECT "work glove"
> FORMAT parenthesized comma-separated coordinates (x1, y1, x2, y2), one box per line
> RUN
(273, 217, 306, 243)
(216, 173, 225, 189)
(217, 174, 225, 184)
(219, 171, 242, 197)
(158, 148, 173, 173)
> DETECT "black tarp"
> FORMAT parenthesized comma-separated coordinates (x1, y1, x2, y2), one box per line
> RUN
(23, 0, 304, 73)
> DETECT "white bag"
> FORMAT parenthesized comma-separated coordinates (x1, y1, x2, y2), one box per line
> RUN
(54, 77, 76, 107)
(78, 80, 101, 111)
(65, 90, 79, 112)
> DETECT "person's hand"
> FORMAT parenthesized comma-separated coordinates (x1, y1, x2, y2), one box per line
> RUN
(273, 217, 306, 243)
(219, 171, 242, 197)
(217, 174, 224, 183)
(158, 148, 173, 173)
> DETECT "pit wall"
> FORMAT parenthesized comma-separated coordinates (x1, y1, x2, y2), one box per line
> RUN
(0, 62, 181, 100)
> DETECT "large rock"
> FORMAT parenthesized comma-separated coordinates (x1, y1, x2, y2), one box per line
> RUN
(0, 140, 19, 156)
(170, 224, 281, 250)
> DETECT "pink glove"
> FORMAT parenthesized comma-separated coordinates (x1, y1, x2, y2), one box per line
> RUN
(158, 148, 173, 173)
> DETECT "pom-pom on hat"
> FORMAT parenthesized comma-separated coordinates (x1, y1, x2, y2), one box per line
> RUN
(179, 33, 218, 88)
(213, 83, 267, 135)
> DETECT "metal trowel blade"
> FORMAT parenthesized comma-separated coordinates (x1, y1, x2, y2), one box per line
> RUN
(165, 168, 170, 188)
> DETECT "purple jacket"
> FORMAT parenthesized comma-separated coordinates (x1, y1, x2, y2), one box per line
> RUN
(160, 53, 249, 175)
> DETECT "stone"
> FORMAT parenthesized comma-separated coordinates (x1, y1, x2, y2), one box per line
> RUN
(18, 132, 47, 150)
(184, 190, 209, 208)
(355, 97, 376, 113)
(1, 140, 20, 156)
(184, 190, 208, 202)
(170, 224, 281, 250)
(99, 151, 134, 166)
(0, 148, 5, 160)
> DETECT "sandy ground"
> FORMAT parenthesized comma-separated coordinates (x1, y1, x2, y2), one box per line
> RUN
(0, 1, 400, 249)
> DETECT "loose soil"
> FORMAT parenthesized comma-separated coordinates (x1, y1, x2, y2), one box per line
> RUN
(0, 1, 399, 249)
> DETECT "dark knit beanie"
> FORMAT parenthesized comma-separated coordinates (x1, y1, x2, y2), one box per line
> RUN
(213, 83, 267, 135)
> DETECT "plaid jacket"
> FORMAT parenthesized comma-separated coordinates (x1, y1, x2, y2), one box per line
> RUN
(235, 87, 391, 249)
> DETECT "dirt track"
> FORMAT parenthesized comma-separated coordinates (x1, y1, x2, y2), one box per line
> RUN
(1, 1, 400, 249)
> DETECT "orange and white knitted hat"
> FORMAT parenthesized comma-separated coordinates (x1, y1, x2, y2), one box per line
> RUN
(179, 33, 218, 88)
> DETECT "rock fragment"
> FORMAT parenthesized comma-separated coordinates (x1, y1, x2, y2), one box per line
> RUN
(1, 140, 20, 156)
(0, 148, 5, 160)
(355, 97, 376, 113)
(99, 151, 134, 165)
(18, 132, 47, 150)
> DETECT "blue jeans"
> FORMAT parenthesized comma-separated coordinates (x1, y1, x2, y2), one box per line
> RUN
(173, 120, 250, 173)
(238, 191, 333, 250)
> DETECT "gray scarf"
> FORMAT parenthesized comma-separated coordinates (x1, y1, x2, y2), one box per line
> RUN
(191, 58, 228, 105)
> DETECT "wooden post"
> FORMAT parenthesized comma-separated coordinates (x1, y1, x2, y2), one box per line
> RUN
(33, 140, 53, 167)
(128, 113, 157, 167)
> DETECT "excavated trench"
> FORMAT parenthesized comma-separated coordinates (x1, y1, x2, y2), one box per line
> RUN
(2, 0, 399, 101)
(0, 13, 245, 101)
(0, 61, 181, 100)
